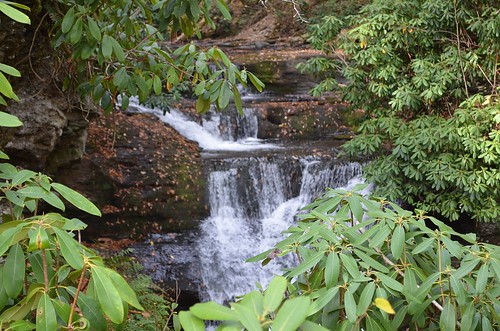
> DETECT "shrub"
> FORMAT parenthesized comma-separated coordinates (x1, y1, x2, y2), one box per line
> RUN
(178, 185, 500, 330)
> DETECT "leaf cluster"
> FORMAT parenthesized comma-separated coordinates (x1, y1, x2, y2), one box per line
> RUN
(44, 0, 263, 114)
(179, 186, 500, 330)
(300, 0, 500, 222)
(0, 117, 142, 329)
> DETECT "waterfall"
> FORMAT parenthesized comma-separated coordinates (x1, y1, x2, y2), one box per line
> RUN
(198, 158, 362, 303)
(128, 97, 364, 303)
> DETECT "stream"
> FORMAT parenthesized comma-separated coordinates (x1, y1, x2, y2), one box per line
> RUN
(128, 54, 364, 305)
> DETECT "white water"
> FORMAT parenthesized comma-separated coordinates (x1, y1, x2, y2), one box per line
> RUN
(127, 98, 279, 151)
(198, 160, 363, 303)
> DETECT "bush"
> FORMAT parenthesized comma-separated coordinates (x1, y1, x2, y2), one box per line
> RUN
(298, 0, 500, 223)
(178, 186, 499, 330)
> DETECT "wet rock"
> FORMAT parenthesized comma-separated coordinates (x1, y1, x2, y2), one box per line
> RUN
(55, 112, 208, 239)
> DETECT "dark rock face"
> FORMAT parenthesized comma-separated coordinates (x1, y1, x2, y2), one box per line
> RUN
(56, 112, 208, 239)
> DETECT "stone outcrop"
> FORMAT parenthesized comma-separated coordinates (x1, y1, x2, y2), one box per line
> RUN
(55, 111, 208, 239)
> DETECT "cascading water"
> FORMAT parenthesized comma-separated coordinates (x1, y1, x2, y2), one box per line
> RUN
(128, 94, 364, 304)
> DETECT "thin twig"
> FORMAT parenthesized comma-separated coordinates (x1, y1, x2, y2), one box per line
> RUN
(29, 12, 49, 81)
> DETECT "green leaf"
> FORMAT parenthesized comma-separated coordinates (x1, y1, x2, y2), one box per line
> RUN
(51, 183, 101, 216)
(190, 301, 237, 321)
(0, 72, 19, 100)
(61, 7, 75, 33)
(215, 0, 231, 20)
(439, 298, 455, 331)
(0, 2, 30, 24)
(0, 111, 22, 128)
(0, 63, 21, 77)
(110, 36, 125, 62)
(300, 320, 331, 331)
(0, 225, 22, 256)
(412, 237, 434, 254)
(3, 243, 25, 298)
(247, 72, 264, 92)
(42, 191, 66, 211)
(340, 253, 362, 279)
(325, 252, 340, 288)
(69, 16, 83, 44)
(179, 310, 205, 331)
(11, 169, 35, 186)
(67, 288, 107, 331)
(453, 258, 480, 279)
(475, 263, 489, 294)
(218, 81, 231, 109)
(52, 227, 84, 270)
(308, 287, 339, 315)
(91, 265, 124, 324)
(36, 293, 57, 331)
(272, 296, 310, 331)
(357, 282, 376, 315)
(263, 276, 287, 312)
(101, 35, 113, 59)
(106, 268, 144, 310)
(289, 251, 325, 277)
(344, 289, 357, 323)
(353, 249, 389, 273)
(391, 225, 405, 260)
(239, 290, 263, 318)
(232, 303, 261, 331)
(376, 273, 403, 293)
(347, 195, 364, 222)
(87, 16, 101, 41)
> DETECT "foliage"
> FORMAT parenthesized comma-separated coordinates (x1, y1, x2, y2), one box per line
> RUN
(0, 161, 145, 329)
(0, 0, 30, 123)
(43, 0, 263, 115)
(105, 249, 179, 331)
(343, 95, 500, 222)
(298, 0, 500, 222)
(179, 186, 500, 330)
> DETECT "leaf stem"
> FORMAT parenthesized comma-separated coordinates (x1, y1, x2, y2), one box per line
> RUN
(68, 263, 88, 330)
(41, 249, 49, 292)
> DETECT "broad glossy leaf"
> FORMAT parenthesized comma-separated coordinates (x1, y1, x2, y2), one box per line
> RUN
(53, 227, 84, 270)
(308, 286, 339, 315)
(340, 253, 362, 279)
(90, 265, 124, 324)
(0, 2, 30, 24)
(190, 301, 237, 321)
(376, 273, 403, 293)
(391, 225, 405, 260)
(233, 303, 261, 331)
(179, 311, 205, 331)
(325, 252, 340, 288)
(87, 16, 101, 41)
(439, 298, 455, 331)
(239, 290, 263, 318)
(344, 289, 357, 323)
(300, 320, 330, 331)
(0, 63, 20, 77)
(11, 169, 36, 186)
(36, 293, 57, 331)
(475, 263, 489, 294)
(101, 35, 113, 59)
(347, 195, 364, 222)
(67, 288, 107, 331)
(61, 7, 75, 33)
(354, 248, 389, 273)
(51, 183, 101, 216)
(106, 268, 143, 310)
(357, 282, 376, 315)
(3, 243, 25, 298)
(272, 296, 310, 331)
(263, 276, 287, 312)
(289, 251, 325, 277)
